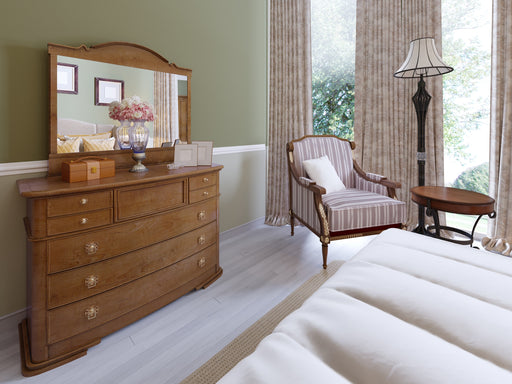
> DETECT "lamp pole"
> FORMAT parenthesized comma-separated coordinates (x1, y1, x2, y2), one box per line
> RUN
(412, 74, 431, 233)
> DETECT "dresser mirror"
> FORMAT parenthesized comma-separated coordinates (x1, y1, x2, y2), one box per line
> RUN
(48, 42, 192, 175)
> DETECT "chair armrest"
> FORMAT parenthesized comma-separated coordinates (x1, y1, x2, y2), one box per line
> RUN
(353, 160, 401, 198)
(288, 162, 326, 195)
(297, 177, 326, 195)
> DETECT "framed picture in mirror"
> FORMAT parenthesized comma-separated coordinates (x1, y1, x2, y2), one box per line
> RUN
(57, 63, 78, 94)
(95, 77, 124, 106)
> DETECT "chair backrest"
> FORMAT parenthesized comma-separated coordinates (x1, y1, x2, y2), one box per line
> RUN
(289, 135, 355, 188)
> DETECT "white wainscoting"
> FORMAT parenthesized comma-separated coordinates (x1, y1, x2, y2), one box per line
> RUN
(0, 145, 267, 177)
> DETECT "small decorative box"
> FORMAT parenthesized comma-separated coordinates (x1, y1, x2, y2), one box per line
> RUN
(62, 157, 115, 183)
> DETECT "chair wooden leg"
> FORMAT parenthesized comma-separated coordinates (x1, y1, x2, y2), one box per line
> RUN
(290, 211, 295, 236)
(322, 243, 328, 269)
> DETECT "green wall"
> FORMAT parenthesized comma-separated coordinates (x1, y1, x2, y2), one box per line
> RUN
(0, 0, 268, 317)
(0, 0, 267, 162)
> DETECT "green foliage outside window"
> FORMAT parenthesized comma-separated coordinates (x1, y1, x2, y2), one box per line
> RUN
(312, 78, 354, 140)
(311, 0, 356, 141)
(451, 162, 489, 194)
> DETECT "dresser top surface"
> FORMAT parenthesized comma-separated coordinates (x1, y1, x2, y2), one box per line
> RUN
(17, 164, 223, 198)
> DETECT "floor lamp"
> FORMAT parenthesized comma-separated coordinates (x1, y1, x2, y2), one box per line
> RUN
(394, 37, 453, 232)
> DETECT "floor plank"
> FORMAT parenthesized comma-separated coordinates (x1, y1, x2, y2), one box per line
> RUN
(0, 219, 372, 384)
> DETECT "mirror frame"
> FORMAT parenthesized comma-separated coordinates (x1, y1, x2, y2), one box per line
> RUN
(48, 42, 192, 175)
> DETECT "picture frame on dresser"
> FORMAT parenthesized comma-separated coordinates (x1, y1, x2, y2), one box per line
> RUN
(174, 143, 198, 166)
(193, 141, 213, 166)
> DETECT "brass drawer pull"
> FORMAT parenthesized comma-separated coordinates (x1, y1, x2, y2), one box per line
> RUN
(198, 235, 206, 245)
(198, 211, 206, 220)
(85, 275, 99, 289)
(203, 177, 209, 183)
(84, 306, 99, 320)
(80, 217, 89, 225)
(198, 257, 206, 268)
(203, 191, 209, 196)
(80, 198, 88, 205)
(84, 241, 99, 255)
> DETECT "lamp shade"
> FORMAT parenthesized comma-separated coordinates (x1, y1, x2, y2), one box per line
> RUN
(394, 37, 453, 78)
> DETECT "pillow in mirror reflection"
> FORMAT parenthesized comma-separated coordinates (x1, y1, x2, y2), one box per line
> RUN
(83, 137, 116, 152)
(57, 137, 80, 153)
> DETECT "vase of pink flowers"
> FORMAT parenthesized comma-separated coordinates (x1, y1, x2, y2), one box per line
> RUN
(109, 96, 155, 172)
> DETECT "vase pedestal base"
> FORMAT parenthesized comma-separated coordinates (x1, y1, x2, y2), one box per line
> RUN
(130, 152, 148, 172)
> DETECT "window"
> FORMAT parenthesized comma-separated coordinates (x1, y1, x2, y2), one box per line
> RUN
(442, 0, 492, 234)
(311, 0, 357, 140)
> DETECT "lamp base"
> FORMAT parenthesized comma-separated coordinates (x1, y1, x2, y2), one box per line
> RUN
(130, 152, 148, 173)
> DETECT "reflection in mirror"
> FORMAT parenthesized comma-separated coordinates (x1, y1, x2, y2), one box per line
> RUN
(56, 56, 188, 150)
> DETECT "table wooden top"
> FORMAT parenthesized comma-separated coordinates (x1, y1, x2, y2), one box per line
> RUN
(411, 186, 495, 215)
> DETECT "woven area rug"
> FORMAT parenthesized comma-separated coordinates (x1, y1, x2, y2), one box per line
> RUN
(181, 260, 345, 384)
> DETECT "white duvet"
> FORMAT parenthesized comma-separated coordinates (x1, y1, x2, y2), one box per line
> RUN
(218, 229, 512, 383)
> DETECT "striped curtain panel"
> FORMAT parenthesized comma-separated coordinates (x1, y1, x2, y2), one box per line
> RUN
(153, 72, 179, 147)
(265, 0, 313, 226)
(354, 0, 445, 229)
(482, 0, 512, 255)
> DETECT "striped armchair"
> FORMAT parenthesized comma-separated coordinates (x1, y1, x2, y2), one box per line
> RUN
(287, 135, 407, 268)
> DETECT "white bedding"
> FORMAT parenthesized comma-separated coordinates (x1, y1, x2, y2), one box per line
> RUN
(218, 229, 512, 383)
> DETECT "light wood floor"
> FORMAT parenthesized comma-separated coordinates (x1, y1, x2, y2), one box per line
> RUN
(0, 219, 373, 384)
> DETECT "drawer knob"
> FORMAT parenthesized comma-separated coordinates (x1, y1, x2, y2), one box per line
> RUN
(84, 241, 99, 255)
(198, 235, 206, 245)
(85, 275, 99, 289)
(80, 198, 88, 205)
(203, 191, 209, 196)
(198, 210, 206, 220)
(80, 217, 89, 225)
(203, 177, 209, 183)
(198, 257, 206, 268)
(84, 306, 99, 320)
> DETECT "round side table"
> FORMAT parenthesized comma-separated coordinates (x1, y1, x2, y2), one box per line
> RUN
(410, 186, 495, 246)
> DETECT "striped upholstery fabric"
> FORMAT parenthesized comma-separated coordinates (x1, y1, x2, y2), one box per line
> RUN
(293, 136, 355, 188)
(322, 189, 407, 232)
(290, 176, 322, 234)
(354, 172, 388, 196)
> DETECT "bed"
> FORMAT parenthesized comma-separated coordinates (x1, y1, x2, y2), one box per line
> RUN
(57, 118, 116, 152)
(218, 229, 512, 383)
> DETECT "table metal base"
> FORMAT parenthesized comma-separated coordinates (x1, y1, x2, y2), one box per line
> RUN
(420, 206, 496, 248)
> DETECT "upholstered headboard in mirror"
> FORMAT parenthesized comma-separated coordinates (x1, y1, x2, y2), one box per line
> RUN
(48, 42, 192, 175)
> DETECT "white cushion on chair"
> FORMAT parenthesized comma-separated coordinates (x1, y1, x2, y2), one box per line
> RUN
(303, 155, 346, 194)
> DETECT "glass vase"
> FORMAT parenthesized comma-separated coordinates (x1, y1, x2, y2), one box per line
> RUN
(116, 120, 132, 150)
(129, 120, 150, 172)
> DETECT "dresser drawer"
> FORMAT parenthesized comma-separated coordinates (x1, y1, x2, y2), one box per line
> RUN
(48, 199, 218, 273)
(47, 209, 113, 236)
(115, 179, 186, 221)
(47, 191, 113, 217)
(189, 184, 217, 204)
(47, 245, 218, 344)
(190, 172, 217, 190)
(48, 222, 218, 308)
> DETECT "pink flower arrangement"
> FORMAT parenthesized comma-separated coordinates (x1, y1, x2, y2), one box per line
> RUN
(109, 96, 155, 122)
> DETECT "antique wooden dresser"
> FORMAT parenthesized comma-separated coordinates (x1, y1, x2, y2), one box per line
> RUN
(17, 164, 223, 375)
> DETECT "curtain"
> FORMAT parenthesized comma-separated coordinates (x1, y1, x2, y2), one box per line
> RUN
(265, 0, 313, 226)
(482, 0, 512, 255)
(354, 0, 445, 229)
(153, 73, 179, 147)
